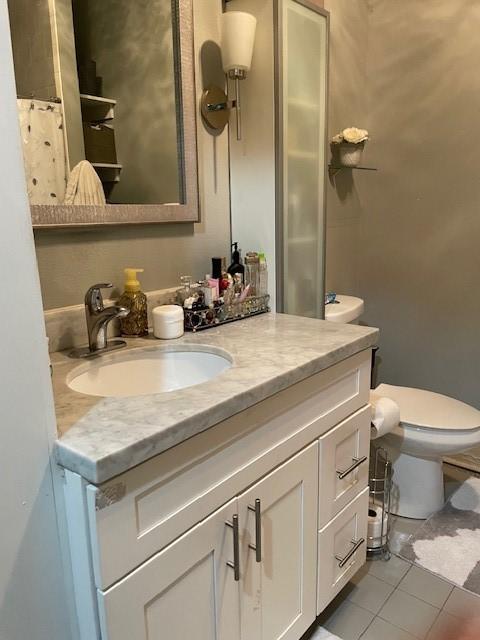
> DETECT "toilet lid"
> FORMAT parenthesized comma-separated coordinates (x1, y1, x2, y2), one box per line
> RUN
(375, 384, 480, 431)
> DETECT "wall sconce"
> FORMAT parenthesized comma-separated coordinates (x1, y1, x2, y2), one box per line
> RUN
(200, 11, 257, 140)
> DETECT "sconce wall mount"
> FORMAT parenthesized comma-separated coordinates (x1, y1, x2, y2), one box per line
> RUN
(200, 86, 232, 134)
(200, 11, 256, 140)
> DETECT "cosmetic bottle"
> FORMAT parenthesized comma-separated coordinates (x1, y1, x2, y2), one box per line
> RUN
(220, 258, 230, 295)
(258, 252, 268, 296)
(118, 268, 148, 337)
(228, 242, 245, 281)
(211, 257, 223, 295)
(199, 280, 214, 306)
(233, 273, 243, 296)
(206, 274, 219, 300)
(244, 252, 260, 296)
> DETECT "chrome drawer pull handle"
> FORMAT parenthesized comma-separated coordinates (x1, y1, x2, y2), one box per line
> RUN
(335, 538, 365, 568)
(225, 515, 240, 581)
(248, 499, 262, 563)
(336, 456, 368, 480)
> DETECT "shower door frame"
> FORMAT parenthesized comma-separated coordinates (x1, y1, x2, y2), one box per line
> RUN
(275, 0, 329, 319)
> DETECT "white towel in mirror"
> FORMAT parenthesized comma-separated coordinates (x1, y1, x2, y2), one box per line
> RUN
(64, 160, 106, 205)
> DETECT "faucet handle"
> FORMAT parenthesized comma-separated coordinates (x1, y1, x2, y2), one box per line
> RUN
(85, 283, 113, 312)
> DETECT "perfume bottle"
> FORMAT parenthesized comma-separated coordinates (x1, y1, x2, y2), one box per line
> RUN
(177, 275, 194, 305)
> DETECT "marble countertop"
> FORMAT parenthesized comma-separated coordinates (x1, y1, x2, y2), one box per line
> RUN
(53, 313, 378, 484)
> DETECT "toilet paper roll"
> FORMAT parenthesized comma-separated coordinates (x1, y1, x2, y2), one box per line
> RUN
(368, 504, 389, 548)
(370, 394, 400, 439)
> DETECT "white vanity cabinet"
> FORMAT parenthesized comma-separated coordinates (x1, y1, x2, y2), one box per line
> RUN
(62, 350, 373, 640)
(98, 444, 318, 640)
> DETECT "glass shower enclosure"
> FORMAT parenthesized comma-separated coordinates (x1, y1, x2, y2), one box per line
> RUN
(276, 0, 329, 319)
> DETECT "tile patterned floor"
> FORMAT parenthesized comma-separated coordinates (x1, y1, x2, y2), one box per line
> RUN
(304, 464, 480, 640)
(309, 556, 480, 640)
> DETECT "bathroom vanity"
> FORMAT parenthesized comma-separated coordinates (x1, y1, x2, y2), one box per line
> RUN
(53, 314, 378, 640)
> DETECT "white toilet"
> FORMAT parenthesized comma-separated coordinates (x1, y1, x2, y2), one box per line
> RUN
(373, 384, 480, 518)
(326, 295, 480, 519)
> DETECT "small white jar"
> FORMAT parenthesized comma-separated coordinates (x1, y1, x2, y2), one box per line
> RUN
(152, 305, 184, 340)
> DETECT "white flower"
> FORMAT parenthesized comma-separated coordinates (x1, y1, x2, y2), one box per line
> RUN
(342, 127, 369, 144)
(331, 133, 344, 144)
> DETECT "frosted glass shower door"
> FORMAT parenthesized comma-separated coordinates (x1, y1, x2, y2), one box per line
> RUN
(278, 0, 328, 318)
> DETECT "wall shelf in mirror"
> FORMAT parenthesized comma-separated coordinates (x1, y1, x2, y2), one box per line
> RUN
(328, 165, 378, 177)
(80, 94, 117, 122)
(92, 163, 123, 183)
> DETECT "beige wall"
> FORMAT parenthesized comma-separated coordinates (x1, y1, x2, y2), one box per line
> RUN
(7, 0, 57, 99)
(358, 0, 480, 407)
(34, 0, 231, 310)
(326, 0, 480, 408)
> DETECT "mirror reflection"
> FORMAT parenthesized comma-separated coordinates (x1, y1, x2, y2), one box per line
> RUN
(8, 0, 182, 206)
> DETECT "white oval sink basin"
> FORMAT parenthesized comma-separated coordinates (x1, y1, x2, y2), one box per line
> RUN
(67, 347, 232, 398)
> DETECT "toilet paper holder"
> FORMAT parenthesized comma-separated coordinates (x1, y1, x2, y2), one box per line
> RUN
(368, 445, 392, 559)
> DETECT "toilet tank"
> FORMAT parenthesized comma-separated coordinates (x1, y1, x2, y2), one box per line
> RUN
(325, 295, 364, 324)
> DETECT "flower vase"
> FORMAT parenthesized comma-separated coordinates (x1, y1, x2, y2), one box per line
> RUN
(338, 142, 365, 168)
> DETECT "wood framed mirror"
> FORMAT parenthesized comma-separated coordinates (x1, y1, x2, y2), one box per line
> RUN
(8, 0, 199, 228)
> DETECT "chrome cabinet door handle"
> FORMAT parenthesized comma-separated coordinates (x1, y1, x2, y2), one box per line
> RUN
(335, 538, 365, 568)
(248, 499, 262, 563)
(336, 456, 368, 480)
(225, 515, 240, 581)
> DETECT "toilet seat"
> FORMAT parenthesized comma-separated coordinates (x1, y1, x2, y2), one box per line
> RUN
(375, 384, 480, 431)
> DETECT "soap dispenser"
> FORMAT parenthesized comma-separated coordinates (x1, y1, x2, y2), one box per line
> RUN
(228, 242, 245, 281)
(118, 268, 148, 337)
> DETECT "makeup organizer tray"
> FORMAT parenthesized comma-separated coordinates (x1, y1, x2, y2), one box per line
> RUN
(183, 294, 270, 332)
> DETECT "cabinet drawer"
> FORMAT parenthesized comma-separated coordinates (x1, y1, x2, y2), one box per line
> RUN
(318, 406, 371, 529)
(87, 351, 371, 590)
(317, 487, 369, 615)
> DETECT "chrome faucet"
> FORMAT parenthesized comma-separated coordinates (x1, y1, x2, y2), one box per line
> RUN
(70, 283, 129, 358)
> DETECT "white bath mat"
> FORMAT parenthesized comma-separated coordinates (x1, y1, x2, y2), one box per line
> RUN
(309, 628, 343, 640)
(400, 477, 480, 594)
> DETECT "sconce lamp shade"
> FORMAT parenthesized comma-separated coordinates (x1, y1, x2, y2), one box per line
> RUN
(220, 11, 257, 74)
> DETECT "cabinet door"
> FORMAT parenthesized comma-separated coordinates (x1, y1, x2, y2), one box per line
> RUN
(238, 443, 318, 640)
(98, 499, 240, 640)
